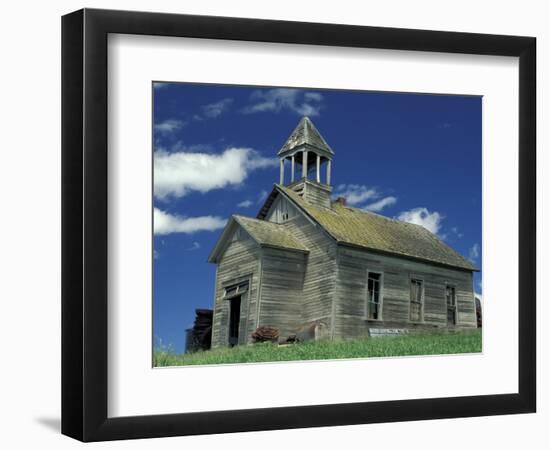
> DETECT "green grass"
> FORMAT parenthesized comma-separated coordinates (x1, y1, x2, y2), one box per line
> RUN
(153, 329, 481, 367)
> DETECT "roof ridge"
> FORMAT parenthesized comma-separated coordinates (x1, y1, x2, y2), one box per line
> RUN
(303, 116, 310, 143)
(233, 214, 285, 226)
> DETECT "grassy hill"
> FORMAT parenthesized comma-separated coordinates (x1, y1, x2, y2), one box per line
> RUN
(154, 329, 481, 367)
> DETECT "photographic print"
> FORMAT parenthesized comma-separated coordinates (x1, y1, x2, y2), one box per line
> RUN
(152, 83, 482, 367)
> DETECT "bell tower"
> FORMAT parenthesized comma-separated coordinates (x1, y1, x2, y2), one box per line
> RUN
(278, 117, 334, 208)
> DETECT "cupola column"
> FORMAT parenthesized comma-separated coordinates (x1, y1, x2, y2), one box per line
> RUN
(327, 160, 332, 185)
(316, 155, 321, 183)
(302, 150, 308, 179)
(279, 159, 284, 184)
(291, 155, 295, 182)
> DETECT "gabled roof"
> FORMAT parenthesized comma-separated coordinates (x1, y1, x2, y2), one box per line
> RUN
(208, 215, 309, 263)
(278, 116, 334, 157)
(234, 215, 308, 252)
(265, 185, 478, 272)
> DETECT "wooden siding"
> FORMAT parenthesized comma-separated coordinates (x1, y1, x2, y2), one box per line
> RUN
(258, 247, 306, 339)
(277, 214, 338, 332)
(302, 181, 331, 208)
(211, 230, 261, 348)
(333, 245, 477, 338)
(265, 195, 300, 224)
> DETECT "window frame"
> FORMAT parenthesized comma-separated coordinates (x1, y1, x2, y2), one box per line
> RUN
(445, 283, 458, 326)
(223, 279, 251, 346)
(223, 280, 249, 299)
(409, 276, 424, 323)
(365, 270, 384, 321)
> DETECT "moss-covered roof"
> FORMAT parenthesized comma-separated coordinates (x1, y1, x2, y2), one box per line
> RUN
(234, 215, 309, 253)
(276, 185, 477, 271)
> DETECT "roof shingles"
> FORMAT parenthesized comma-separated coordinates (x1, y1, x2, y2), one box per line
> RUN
(233, 215, 309, 253)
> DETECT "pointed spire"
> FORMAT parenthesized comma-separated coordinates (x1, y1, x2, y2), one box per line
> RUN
(278, 116, 334, 157)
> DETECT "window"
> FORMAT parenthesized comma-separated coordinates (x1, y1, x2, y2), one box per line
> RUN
(410, 278, 423, 322)
(445, 285, 456, 307)
(446, 285, 457, 325)
(223, 281, 249, 299)
(366, 272, 382, 320)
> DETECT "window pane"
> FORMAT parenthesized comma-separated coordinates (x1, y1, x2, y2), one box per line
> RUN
(367, 273, 382, 319)
(368, 302, 378, 320)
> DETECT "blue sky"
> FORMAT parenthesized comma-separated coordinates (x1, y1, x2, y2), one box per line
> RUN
(153, 83, 482, 353)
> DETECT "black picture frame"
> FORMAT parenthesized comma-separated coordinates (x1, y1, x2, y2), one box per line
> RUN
(61, 8, 536, 442)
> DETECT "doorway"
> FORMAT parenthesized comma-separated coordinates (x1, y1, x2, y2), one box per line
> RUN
(228, 296, 241, 346)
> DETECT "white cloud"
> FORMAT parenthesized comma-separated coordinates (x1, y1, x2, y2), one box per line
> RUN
(304, 92, 323, 102)
(397, 207, 444, 235)
(154, 147, 277, 200)
(451, 226, 464, 239)
(202, 98, 233, 118)
(333, 184, 378, 206)
(243, 89, 323, 116)
(468, 243, 480, 262)
(154, 208, 226, 235)
(237, 200, 253, 208)
(154, 119, 185, 134)
(186, 241, 201, 251)
(332, 184, 397, 212)
(153, 82, 168, 90)
(363, 196, 397, 212)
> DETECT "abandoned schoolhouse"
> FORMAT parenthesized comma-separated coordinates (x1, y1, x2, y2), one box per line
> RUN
(207, 117, 479, 348)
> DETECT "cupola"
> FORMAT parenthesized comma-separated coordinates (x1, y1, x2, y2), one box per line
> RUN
(277, 117, 334, 208)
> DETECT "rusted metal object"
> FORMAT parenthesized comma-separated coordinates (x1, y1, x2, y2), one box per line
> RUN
(251, 326, 280, 343)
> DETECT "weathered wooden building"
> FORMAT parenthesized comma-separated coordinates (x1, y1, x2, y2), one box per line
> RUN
(208, 117, 478, 347)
